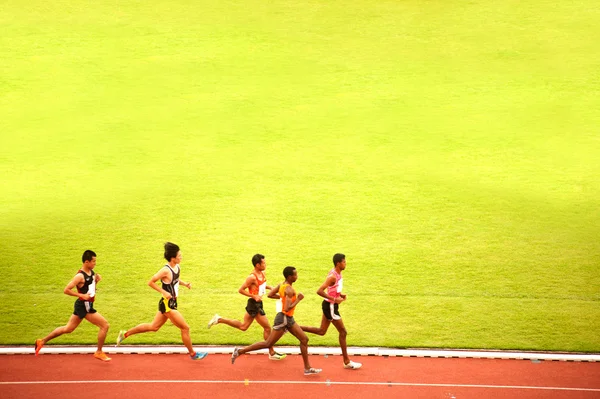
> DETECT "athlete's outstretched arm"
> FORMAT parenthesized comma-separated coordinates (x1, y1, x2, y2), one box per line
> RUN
(267, 284, 281, 299)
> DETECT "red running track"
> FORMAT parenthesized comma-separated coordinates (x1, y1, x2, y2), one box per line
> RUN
(1, 353, 599, 398)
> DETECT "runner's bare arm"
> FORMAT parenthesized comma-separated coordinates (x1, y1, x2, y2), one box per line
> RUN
(268, 284, 281, 299)
(180, 280, 192, 289)
(238, 274, 261, 301)
(148, 267, 172, 298)
(283, 286, 303, 312)
(316, 275, 344, 303)
(63, 273, 89, 300)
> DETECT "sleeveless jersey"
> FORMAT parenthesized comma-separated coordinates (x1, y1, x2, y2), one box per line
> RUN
(77, 270, 96, 302)
(249, 270, 267, 296)
(279, 283, 297, 317)
(161, 264, 180, 299)
(325, 268, 343, 304)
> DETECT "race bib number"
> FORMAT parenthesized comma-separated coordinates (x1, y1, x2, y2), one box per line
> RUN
(258, 282, 267, 296)
(88, 279, 96, 298)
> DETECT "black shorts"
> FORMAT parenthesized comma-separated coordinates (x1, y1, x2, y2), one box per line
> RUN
(159, 297, 178, 314)
(322, 300, 341, 321)
(73, 299, 97, 319)
(246, 298, 266, 318)
(273, 312, 296, 331)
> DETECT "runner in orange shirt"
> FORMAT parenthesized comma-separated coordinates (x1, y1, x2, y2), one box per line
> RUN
(207, 254, 285, 360)
(231, 266, 321, 376)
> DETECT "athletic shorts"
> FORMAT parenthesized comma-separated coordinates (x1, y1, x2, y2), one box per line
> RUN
(159, 297, 178, 313)
(322, 300, 341, 321)
(273, 312, 295, 331)
(73, 299, 97, 319)
(245, 298, 266, 318)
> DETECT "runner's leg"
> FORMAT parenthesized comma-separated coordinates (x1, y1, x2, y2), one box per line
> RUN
(288, 323, 312, 370)
(167, 310, 195, 355)
(124, 312, 168, 337)
(255, 313, 276, 355)
(300, 314, 331, 336)
(41, 314, 83, 344)
(85, 312, 110, 352)
(332, 318, 350, 364)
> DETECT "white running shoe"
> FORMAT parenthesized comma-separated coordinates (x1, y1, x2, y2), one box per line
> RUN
(304, 367, 322, 376)
(231, 347, 240, 364)
(116, 330, 126, 346)
(208, 314, 220, 329)
(343, 360, 362, 370)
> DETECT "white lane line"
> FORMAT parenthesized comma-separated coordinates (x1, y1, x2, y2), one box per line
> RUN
(0, 380, 599, 392)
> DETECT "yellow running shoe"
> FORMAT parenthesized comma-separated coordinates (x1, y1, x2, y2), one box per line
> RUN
(269, 352, 287, 360)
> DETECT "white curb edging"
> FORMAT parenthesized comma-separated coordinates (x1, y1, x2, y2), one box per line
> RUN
(2, 346, 598, 362)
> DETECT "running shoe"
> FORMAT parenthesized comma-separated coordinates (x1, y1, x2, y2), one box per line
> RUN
(116, 330, 126, 346)
(269, 352, 287, 360)
(93, 351, 112, 362)
(304, 368, 322, 376)
(207, 314, 220, 329)
(190, 351, 208, 360)
(231, 347, 240, 364)
(343, 360, 362, 370)
(34, 339, 44, 356)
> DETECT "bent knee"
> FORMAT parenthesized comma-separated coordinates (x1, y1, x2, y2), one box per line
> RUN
(63, 326, 76, 334)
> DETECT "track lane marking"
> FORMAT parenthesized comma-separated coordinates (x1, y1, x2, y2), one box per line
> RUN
(1, 380, 599, 392)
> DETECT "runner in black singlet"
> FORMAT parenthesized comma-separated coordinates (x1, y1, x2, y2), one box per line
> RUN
(35, 250, 111, 361)
(115, 242, 207, 361)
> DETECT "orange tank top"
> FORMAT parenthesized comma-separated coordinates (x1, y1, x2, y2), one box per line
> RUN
(249, 270, 267, 296)
(279, 283, 297, 317)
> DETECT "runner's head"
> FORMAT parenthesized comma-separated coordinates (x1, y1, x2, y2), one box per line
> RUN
(82, 250, 97, 268)
(252, 253, 266, 270)
(333, 253, 346, 270)
(283, 266, 297, 283)
(164, 242, 181, 262)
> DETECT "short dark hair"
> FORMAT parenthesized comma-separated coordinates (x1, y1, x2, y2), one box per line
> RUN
(252, 254, 265, 267)
(82, 250, 96, 263)
(164, 242, 180, 261)
(283, 266, 296, 279)
(333, 253, 345, 265)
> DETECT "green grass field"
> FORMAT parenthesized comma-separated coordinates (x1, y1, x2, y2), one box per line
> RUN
(1, 0, 599, 352)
